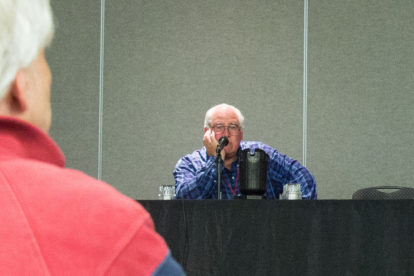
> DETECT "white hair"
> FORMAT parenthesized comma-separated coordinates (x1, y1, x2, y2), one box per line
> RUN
(204, 103, 245, 129)
(0, 0, 54, 99)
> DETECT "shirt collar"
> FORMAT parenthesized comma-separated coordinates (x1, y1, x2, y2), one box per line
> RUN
(0, 116, 65, 167)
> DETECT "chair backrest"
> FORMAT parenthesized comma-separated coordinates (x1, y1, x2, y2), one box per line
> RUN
(352, 186, 414, 200)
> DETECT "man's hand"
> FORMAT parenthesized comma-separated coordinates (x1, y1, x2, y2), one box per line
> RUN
(203, 129, 225, 160)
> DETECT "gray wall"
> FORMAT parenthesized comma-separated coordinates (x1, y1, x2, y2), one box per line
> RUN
(48, 0, 101, 178)
(307, 0, 414, 198)
(48, 0, 414, 199)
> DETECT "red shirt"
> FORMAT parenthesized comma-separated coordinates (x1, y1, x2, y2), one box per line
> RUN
(0, 116, 181, 275)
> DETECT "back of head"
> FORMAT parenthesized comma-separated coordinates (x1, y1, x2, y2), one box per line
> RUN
(0, 0, 54, 99)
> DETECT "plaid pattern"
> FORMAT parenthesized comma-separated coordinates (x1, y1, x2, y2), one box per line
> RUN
(173, 141, 317, 199)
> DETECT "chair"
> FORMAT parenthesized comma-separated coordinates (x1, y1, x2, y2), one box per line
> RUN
(352, 186, 414, 200)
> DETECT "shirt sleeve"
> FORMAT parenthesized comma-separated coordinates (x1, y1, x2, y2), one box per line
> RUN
(173, 154, 218, 199)
(266, 146, 317, 199)
(151, 251, 186, 276)
(104, 214, 185, 275)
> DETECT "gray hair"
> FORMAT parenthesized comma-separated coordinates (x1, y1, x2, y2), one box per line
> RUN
(203, 103, 245, 129)
(0, 0, 54, 99)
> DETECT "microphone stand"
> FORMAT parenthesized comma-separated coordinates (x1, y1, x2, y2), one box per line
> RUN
(215, 136, 228, 200)
(216, 150, 222, 200)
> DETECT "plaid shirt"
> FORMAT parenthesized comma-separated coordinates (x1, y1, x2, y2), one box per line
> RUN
(173, 141, 317, 199)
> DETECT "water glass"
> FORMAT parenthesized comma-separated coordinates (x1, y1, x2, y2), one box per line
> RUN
(158, 185, 176, 200)
(282, 183, 302, 200)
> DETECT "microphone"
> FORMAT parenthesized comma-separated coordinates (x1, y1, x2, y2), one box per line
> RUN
(216, 136, 229, 154)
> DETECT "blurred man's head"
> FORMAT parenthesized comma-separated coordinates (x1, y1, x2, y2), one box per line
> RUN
(0, 0, 54, 133)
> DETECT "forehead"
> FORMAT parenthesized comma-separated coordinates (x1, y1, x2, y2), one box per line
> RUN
(210, 107, 239, 124)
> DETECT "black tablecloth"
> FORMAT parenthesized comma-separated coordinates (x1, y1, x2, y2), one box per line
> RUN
(139, 200, 414, 276)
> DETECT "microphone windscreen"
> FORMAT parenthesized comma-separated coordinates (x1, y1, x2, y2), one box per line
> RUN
(219, 136, 229, 146)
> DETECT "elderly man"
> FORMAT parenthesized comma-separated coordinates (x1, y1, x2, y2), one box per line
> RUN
(0, 0, 184, 274)
(174, 103, 317, 199)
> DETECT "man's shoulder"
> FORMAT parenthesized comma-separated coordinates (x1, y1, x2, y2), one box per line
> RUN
(179, 147, 208, 162)
(241, 140, 266, 148)
(0, 156, 166, 274)
(240, 141, 275, 152)
(174, 147, 214, 173)
(0, 157, 145, 219)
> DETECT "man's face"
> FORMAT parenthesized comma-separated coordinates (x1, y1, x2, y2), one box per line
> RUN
(22, 50, 52, 133)
(209, 107, 243, 159)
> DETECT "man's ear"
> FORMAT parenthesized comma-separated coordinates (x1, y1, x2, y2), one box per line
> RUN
(8, 69, 28, 113)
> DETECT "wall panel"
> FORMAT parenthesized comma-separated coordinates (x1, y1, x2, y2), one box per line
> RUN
(103, 0, 304, 199)
(48, 1, 101, 178)
(307, 0, 414, 198)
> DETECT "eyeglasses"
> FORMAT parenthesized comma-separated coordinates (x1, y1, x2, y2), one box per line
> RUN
(211, 124, 241, 136)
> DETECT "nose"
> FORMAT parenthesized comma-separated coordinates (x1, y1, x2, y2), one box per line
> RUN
(222, 126, 234, 136)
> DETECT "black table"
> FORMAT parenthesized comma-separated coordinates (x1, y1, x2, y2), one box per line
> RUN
(139, 200, 414, 276)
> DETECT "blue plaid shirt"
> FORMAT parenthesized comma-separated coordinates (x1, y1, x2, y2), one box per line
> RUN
(173, 141, 317, 199)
